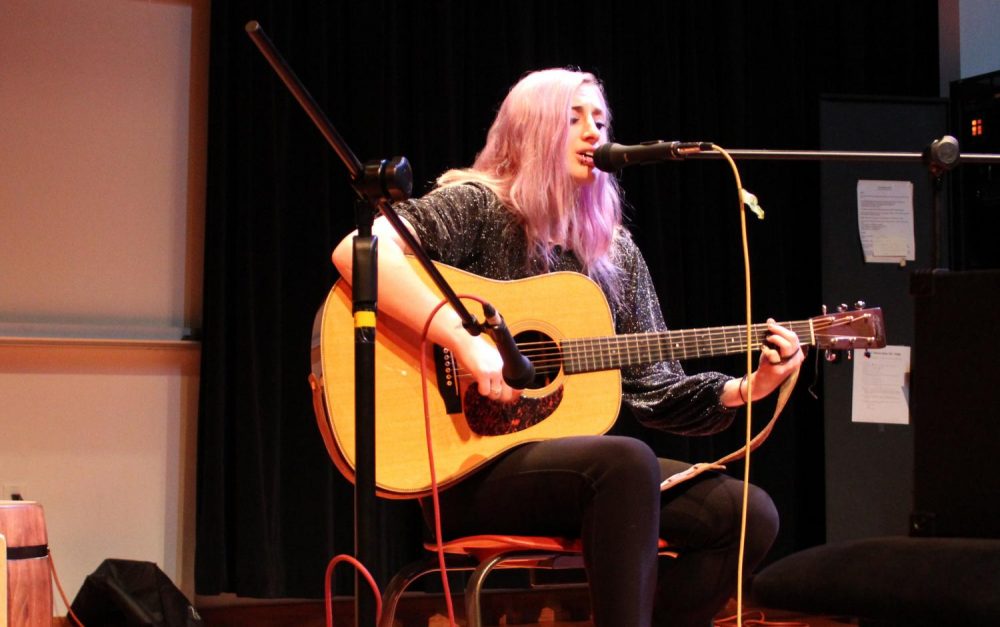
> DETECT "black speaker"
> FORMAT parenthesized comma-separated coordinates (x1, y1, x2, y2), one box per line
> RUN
(910, 270, 1000, 538)
(71, 559, 203, 627)
(950, 70, 1000, 270)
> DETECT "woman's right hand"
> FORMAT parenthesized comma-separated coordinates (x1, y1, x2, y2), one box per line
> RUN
(450, 331, 522, 404)
(334, 215, 521, 404)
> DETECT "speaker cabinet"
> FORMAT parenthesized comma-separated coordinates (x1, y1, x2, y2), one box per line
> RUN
(910, 270, 1000, 538)
(950, 70, 1000, 270)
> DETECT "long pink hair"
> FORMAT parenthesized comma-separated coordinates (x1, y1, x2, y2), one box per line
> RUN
(437, 68, 623, 298)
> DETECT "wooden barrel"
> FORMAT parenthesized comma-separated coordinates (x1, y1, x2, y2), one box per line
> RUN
(0, 501, 52, 627)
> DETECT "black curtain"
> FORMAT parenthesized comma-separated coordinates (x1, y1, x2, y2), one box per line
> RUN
(196, 0, 939, 598)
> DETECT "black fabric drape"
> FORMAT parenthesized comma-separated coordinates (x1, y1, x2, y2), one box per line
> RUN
(196, 0, 939, 598)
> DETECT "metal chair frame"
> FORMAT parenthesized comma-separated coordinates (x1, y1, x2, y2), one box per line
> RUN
(379, 534, 673, 627)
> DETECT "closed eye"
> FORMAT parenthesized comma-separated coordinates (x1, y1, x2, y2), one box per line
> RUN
(569, 115, 606, 131)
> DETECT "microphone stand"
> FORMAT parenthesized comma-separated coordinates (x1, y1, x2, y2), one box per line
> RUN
(681, 143, 1000, 271)
(245, 21, 486, 627)
(682, 147, 1000, 164)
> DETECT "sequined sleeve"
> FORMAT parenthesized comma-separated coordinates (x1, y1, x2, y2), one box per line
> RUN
(613, 234, 738, 436)
(390, 183, 525, 274)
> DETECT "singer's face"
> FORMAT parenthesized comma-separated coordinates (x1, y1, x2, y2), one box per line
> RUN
(567, 83, 606, 186)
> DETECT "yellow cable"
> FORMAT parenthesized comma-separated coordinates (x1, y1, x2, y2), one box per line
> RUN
(711, 144, 754, 627)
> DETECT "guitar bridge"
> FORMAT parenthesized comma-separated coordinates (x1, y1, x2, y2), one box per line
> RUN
(434, 345, 462, 414)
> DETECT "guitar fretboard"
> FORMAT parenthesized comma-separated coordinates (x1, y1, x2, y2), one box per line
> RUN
(560, 320, 814, 374)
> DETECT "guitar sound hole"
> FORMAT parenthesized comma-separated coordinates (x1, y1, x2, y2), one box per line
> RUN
(513, 330, 560, 390)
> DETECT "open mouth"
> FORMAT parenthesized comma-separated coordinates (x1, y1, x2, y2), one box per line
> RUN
(577, 151, 595, 166)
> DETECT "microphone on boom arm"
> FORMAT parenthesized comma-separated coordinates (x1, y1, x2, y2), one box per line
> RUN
(593, 140, 713, 172)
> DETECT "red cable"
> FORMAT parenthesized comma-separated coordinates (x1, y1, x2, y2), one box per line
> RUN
(48, 551, 85, 626)
(417, 296, 489, 627)
(324, 554, 382, 627)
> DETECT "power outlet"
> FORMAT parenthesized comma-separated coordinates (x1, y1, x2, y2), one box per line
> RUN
(3, 482, 27, 501)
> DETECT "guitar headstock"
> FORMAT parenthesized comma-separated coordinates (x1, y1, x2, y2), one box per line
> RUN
(810, 304, 886, 353)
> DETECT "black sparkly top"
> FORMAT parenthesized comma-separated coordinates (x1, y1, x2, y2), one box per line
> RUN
(393, 183, 737, 436)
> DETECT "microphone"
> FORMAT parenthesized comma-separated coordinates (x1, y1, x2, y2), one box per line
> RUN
(481, 303, 535, 389)
(593, 141, 713, 171)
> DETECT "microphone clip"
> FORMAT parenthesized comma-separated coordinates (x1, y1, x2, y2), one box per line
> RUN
(668, 141, 713, 158)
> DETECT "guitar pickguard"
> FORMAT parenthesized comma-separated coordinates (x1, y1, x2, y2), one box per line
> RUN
(463, 384, 565, 436)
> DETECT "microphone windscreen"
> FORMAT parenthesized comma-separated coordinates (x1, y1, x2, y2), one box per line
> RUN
(592, 143, 621, 172)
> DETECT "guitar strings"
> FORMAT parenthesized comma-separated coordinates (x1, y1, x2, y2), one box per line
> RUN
(513, 316, 870, 361)
(448, 314, 877, 381)
(509, 314, 870, 355)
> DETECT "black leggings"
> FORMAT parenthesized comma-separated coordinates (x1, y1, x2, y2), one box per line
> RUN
(423, 435, 779, 627)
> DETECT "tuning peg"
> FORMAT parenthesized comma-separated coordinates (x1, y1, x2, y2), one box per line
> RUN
(837, 303, 849, 313)
(821, 304, 828, 315)
(824, 349, 840, 363)
(864, 348, 872, 358)
(854, 300, 866, 310)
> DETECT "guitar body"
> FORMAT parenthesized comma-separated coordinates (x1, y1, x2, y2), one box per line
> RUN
(313, 259, 623, 498)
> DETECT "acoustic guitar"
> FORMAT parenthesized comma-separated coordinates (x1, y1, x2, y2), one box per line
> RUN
(310, 258, 885, 498)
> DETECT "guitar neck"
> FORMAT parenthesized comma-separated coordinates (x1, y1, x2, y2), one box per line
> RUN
(561, 320, 813, 374)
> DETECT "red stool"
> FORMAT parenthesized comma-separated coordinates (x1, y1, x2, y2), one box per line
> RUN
(378, 534, 675, 627)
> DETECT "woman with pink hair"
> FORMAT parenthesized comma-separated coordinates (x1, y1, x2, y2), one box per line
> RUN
(333, 68, 803, 626)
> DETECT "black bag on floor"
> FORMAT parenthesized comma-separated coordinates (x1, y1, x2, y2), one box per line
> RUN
(70, 559, 203, 627)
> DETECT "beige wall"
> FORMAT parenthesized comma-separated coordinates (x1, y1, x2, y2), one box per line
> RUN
(0, 0, 209, 609)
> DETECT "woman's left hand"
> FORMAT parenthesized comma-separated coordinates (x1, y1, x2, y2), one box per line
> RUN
(751, 318, 805, 399)
(723, 319, 805, 406)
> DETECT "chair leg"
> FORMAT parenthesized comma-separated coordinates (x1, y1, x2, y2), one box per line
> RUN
(379, 556, 440, 627)
(381, 553, 480, 627)
(464, 552, 509, 627)
(464, 551, 553, 627)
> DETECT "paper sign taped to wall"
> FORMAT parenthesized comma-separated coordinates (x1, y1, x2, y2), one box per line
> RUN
(857, 180, 915, 264)
(852, 345, 910, 424)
